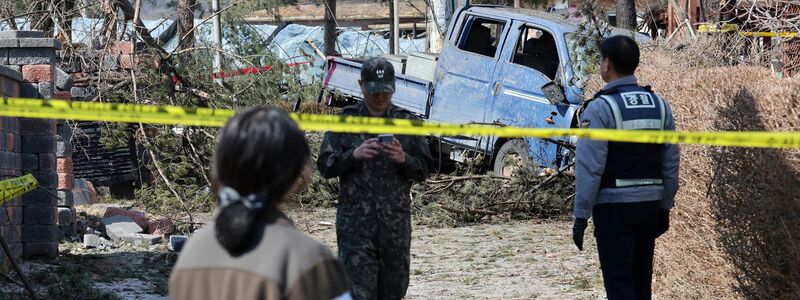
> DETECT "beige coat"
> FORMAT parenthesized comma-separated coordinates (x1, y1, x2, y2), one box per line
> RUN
(169, 210, 350, 300)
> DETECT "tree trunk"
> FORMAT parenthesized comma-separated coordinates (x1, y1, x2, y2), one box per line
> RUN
(59, 0, 76, 44)
(101, 0, 118, 46)
(389, 2, 395, 54)
(323, 0, 336, 56)
(668, 0, 689, 23)
(616, 0, 637, 30)
(176, 0, 198, 51)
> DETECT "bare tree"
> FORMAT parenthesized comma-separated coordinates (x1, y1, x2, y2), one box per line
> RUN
(176, 0, 198, 51)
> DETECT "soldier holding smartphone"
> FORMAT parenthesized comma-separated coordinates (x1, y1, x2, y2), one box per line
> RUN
(317, 58, 433, 300)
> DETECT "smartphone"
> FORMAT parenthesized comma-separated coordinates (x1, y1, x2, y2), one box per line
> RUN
(378, 134, 394, 144)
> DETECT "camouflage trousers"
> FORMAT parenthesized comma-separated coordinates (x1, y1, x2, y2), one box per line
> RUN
(336, 212, 412, 300)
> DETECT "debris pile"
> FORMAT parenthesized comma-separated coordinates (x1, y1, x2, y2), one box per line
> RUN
(411, 163, 574, 227)
(78, 205, 178, 251)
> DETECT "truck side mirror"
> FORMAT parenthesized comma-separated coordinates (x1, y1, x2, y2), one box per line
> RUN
(542, 81, 566, 105)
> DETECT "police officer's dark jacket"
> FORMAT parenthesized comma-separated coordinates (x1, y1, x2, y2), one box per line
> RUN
(593, 84, 666, 189)
(573, 76, 681, 220)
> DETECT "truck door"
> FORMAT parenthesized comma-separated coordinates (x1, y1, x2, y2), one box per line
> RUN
(489, 21, 575, 166)
(430, 15, 509, 149)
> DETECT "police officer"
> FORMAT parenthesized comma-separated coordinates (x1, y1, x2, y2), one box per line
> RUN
(317, 57, 433, 300)
(572, 35, 680, 300)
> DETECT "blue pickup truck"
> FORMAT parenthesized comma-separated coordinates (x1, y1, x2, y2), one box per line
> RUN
(319, 5, 646, 175)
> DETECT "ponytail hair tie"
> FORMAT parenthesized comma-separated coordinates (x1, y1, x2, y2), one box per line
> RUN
(218, 187, 267, 210)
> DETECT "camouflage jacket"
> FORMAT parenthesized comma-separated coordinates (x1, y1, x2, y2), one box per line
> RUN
(317, 102, 433, 221)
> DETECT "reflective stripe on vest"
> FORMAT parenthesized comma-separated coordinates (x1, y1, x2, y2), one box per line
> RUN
(599, 94, 666, 130)
(616, 179, 664, 187)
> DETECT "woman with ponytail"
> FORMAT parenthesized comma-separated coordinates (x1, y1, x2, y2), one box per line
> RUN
(169, 107, 351, 300)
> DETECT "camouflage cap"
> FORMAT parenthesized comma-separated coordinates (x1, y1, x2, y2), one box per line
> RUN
(361, 57, 396, 94)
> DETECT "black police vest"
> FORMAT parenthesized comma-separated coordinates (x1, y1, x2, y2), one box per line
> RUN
(594, 84, 666, 189)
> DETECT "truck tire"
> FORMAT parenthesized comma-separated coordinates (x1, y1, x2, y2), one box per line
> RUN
(493, 139, 530, 177)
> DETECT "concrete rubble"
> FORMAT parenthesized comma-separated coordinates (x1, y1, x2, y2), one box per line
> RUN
(102, 215, 143, 241)
(83, 233, 112, 249)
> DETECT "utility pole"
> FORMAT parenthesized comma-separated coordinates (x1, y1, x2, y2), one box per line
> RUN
(211, 0, 223, 85)
(392, 0, 400, 55)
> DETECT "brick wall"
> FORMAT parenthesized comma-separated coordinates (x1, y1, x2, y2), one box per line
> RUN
(0, 65, 23, 272)
(0, 30, 75, 262)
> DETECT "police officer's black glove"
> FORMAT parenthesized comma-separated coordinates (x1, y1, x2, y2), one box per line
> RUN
(656, 209, 670, 237)
(572, 218, 588, 251)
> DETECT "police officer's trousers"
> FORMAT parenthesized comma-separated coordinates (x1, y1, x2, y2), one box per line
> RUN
(593, 200, 660, 300)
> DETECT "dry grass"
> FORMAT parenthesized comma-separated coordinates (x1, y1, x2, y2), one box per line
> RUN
(597, 46, 800, 298)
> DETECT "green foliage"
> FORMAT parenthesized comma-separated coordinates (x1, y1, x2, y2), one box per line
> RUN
(412, 162, 574, 227)
(135, 181, 215, 217)
(566, 0, 609, 90)
(99, 123, 132, 150)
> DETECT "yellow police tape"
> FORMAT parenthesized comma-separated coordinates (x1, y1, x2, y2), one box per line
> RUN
(1, 97, 800, 149)
(0, 174, 39, 205)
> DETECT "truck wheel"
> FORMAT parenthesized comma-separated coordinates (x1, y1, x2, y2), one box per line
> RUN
(493, 139, 530, 177)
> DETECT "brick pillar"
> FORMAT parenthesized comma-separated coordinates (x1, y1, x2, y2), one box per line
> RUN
(0, 65, 23, 271)
(53, 50, 77, 240)
(2, 30, 62, 259)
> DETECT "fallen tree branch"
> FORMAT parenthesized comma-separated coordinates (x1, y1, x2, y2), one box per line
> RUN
(115, 0, 167, 55)
(138, 123, 196, 229)
(0, 235, 38, 299)
(426, 175, 512, 184)
(437, 203, 499, 216)
(422, 180, 455, 196)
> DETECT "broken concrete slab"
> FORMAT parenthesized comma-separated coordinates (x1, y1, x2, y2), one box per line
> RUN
(102, 215, 143, 240)
(103, 207, 148, 230)
(83, 233, 112, 249)
(169, 235, 188, 252)
(120, 233, 162, 246)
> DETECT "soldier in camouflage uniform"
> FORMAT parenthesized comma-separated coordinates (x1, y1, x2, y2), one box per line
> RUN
(317, 57, 432, 300)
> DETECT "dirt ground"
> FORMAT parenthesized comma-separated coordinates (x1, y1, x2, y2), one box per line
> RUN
(289, 207, 605, 299)
(1, 206, 604, 299)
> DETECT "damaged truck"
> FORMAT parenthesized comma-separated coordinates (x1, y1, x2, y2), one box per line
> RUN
(318, 4, 648, 175)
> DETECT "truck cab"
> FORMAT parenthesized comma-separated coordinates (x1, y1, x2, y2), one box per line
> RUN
(430, 6, 584, 173)
(319, 5, 648, 175)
